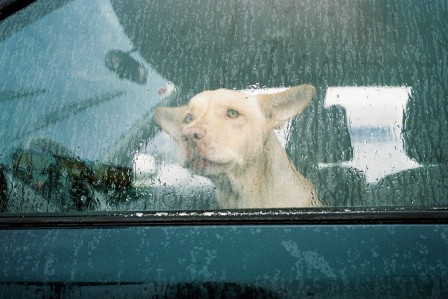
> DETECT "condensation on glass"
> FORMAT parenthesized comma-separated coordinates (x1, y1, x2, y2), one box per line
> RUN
(0, 0, 447, 212)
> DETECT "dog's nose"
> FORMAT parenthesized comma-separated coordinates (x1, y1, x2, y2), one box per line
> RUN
(182, 126, 206, 140)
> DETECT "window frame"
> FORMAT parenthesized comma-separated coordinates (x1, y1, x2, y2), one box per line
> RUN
(0, 208, 447, 228)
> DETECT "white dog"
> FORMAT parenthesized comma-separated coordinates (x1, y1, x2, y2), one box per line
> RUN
(155, 85, 322, 209)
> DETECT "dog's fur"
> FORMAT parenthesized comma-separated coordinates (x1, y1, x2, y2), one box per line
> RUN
(155, 85, 321, 208)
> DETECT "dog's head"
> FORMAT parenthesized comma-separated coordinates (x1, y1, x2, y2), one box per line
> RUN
(155, 84, 315, 177)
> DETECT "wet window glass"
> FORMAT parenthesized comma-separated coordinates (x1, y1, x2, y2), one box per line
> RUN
(0, 0, 447, 213)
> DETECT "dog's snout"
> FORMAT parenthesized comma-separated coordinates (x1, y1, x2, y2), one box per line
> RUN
(182, 126, 206, 141)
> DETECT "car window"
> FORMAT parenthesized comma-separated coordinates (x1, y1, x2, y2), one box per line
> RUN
(0, 0, 447, 214)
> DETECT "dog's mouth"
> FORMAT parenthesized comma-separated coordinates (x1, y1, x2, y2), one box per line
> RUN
(185, 155, 222, 169)
(184, 152, 229, 175)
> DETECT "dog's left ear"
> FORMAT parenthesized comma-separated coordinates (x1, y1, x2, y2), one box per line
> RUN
(257, 84, 316, 130)
(155, 106, 187, 141)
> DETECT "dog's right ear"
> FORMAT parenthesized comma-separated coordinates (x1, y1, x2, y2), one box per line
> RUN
(155, 106, 187, 140)
(257, 84, 316, 130)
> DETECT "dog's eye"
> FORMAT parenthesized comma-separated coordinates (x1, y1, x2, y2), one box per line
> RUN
(226, 109, 240, 118)
(183, 113, 193, 124)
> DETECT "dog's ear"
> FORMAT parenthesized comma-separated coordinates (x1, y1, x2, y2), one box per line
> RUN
(155, 106, 187, 140)
(257, 84, 316, 130)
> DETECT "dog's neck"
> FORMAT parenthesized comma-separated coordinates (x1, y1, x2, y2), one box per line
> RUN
(210, 132, 317, 209)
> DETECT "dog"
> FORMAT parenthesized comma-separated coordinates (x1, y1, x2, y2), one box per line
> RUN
(155, 84, 322, 209)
